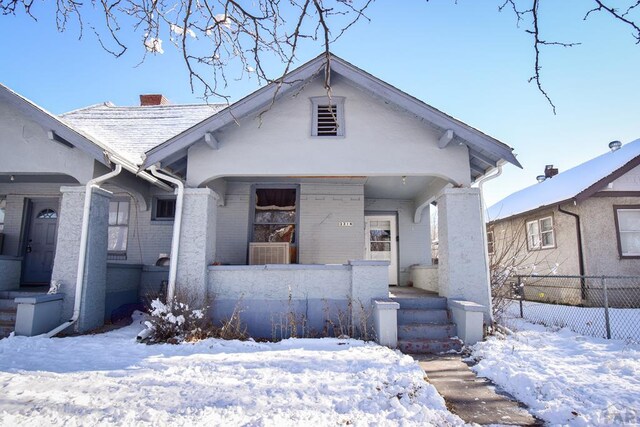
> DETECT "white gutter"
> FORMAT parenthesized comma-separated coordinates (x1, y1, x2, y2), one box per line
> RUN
(107, 152, 172, 192)
(149, 165, 184, 303)
(46, 164, 123, 337)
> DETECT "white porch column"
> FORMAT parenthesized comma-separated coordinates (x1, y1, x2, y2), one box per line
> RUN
(175, 188, 218, 304)
(51, 186, 111, 332)
(436, 188, 492, 319)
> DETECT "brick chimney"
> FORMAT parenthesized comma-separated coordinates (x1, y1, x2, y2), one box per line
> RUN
(544, 164, 559, 178)
(139, 94, 170, 106)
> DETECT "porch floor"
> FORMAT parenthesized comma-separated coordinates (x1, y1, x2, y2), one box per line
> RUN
(388, 286, 438, 299)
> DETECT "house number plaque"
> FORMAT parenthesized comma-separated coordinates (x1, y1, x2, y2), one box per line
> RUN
(338, 221, 353, 227)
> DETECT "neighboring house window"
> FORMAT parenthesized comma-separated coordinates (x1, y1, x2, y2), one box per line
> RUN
(311, 96, 345, 137)
(108, 200, 129, 256)
(526, 216, 555, 250)
(0, 197, 5, 232)
(487, 230, 494, 255)
(251, 188, 297, 244)
(614, 206, 640, 257)
(152, 197, 176, 221)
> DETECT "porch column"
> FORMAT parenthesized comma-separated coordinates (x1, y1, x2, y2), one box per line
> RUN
(436, 188, 492, 319)
(51, 186, 111, 332)
(174, 188, 218, 304)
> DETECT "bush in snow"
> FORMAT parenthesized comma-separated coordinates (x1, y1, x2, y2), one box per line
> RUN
(143, 298, 217, 344)
(142, 296, 249, 344)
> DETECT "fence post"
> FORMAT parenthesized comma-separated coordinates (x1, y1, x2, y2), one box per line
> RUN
(602, 276, 611, 339)
(518, 276, 524, 318)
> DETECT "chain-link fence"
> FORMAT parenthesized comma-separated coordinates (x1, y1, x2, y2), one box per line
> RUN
(496, 275, 640, 342)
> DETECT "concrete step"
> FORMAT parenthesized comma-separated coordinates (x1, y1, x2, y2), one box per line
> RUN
(0, 308, 16, 323)
(0, 288, 48, 299)
(398, 309, 449, 325)
(0, 299, 17, 310)
(398, 338, 463, 354)
(391, 296, 448, 310)
(398, 322, 457, 340)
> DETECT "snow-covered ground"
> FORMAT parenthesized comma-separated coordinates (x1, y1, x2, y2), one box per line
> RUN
(0, 314, 464, 426)
(471, 318, 640, 426)
(501, 300, 640, 342)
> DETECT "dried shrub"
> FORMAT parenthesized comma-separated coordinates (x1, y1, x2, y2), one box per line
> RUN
(144, 298, 216, 344)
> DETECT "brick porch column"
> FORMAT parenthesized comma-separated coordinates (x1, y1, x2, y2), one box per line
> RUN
(174, 188, 218, 304)
(436, 188, 492, 319)
(51, 186, 111, 332)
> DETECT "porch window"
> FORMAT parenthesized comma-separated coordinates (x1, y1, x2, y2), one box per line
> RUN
(311, 96, 345, 137)
(0, 197, 5, 232)
(614, 206, 640, 257)
(108, 200, 129, 256)
(152, 196, 176, 221)
(251, 187, 298, 261)
(526, 216, 555, 250)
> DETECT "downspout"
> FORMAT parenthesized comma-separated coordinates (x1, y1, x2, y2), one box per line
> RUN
(475, 163, 504, 322)
(148, 165, 184, 303)
(46, 164, 123, 337)
(558, 203, 586, 299)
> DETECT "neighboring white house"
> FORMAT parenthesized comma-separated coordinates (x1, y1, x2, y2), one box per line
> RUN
(0, 53, 520, 337)
(487, 139, 640, 306)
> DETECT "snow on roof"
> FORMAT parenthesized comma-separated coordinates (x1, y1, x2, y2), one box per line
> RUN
(61, 102, 226, 164)
(487, 138, 640, 222)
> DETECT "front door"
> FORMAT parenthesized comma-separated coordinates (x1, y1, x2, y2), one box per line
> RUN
(22, 198, 59, 285)
(365, 215, 398, 285)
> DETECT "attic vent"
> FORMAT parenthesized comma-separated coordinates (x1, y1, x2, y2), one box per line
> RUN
(311, 96, 345, 137)
(317, 105, 338, 136)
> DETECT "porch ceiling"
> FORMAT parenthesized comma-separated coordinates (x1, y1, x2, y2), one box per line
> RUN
(0, 173, 79, 184)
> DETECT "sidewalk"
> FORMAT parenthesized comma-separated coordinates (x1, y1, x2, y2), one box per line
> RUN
(414, 354, 542, 426)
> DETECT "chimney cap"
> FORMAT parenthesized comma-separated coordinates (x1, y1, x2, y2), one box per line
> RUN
(139, 94, 170, 106)
(609, 140, 622, 152)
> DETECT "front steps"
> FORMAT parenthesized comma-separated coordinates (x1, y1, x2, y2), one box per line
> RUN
(392, 295, 462, 354)
(0, 288, 48, 339)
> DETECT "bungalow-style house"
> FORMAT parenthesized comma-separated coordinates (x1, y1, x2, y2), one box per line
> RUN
(0, 53, 520, 346)
(487, 139, 640, 306)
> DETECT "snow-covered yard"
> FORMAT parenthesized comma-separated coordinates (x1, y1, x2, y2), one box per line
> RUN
(0, 313, 464, 426)
(470, 318, 640, 426)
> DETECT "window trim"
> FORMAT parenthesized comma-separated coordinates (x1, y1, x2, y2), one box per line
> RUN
(525, 215, 556, 251)
(310, 96, 345, 138)
(151, 196, 177, 222)
(248, 184, 300, 263)
(108, 198, 130, 257)
(613, 205, 640, 259)
(487, 229, 494, 255)
(0, 196, 6, 232)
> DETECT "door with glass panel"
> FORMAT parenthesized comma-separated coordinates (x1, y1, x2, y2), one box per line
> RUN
(365, 215, 398, 285)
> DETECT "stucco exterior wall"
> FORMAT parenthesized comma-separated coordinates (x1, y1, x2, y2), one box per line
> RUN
(488, 206, 580, 276)
(579, 195, 640, 276)
(186, 76, 470, 187)
(207, 261, 388, 338)
(0, 100, 94, 184)
(365, 198, 431, 286)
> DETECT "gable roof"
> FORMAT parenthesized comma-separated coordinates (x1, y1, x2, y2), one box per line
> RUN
(487, 138, 640, 222)
(0, 83, 112, 166)
(62, 102, 225, 164)
(141, 53, 521, 181)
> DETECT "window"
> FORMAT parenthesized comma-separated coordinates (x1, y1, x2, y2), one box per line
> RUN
(487, 230, 494, 255)
(614, 206, 640, 257)
(0, 197, 5, 232)
(152, 197, 176, 221)
(108, 200, 129, 255)
(252, 188, 297, 243)
(311, 96, 345, 137)
(526, 216, 555, 250)
(36, 209, 57, 219)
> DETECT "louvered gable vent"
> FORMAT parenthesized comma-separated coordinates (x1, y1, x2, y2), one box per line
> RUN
(316, 105, 338, 136)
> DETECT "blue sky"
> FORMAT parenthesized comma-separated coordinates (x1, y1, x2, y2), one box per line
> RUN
(1, 1, 638, 206)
